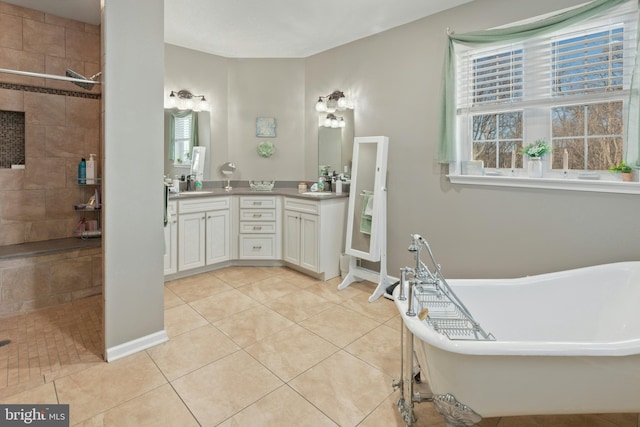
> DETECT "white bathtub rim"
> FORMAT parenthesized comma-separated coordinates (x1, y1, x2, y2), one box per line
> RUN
(393, 261, 640, 357)
(396, 302, 640, 356)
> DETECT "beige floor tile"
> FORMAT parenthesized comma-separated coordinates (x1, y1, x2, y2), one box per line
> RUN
(211, 266, 277, 287)
(190, 288, 261, 323)
(385, 314, 403, 331)
(274, 268, 323, 287)
(76, 384, 199, 427)
(299, 305, 380, 348)
(55, 351, 166, 425)
(213, 305, 294, 347)
(2, 381, 58, 404)
(163, 287, 183, 309)
(219, 385, 338, 427)
(289, 350, 393, 427)
(245, 324, 338, 382)
(236, 276, 302, 303)
(340, 293, 399, 323)
(172, 350, 282, 426)
(306, 278, 370, 304)
(165, 273, 232, 303)
(146, 325, 239, 381)
(163, 303, 208, 338)
(264, 289, 335, 322)
(345, 324, 400, 378)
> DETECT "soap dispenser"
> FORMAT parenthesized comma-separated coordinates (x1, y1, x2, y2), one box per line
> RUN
(86, 154, 96, 184)
(317, 177, 324, 192)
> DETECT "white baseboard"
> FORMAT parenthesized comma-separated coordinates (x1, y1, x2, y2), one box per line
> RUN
(105, 330, 168, 362)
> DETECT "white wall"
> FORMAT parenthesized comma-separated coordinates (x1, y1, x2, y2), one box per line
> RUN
(305, 0, 640, 279)
(226, 59, 305, 182)
(164, 44, 229, 180)
(102, 0, 166, 359)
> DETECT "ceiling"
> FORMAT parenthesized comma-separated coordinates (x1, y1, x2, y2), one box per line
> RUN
(2, 0, 474, 58)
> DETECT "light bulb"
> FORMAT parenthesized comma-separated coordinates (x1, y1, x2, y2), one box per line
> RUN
(315, 97, 326, 112)
(199, 98, 210, 111)
(339, 119, 346, 128)
(184, 98, 194, 110)
(323, 117, 332, 127)
(167, 92, 178, 108)
(331, 119, 339, 128)
(337, 96, 347, 110)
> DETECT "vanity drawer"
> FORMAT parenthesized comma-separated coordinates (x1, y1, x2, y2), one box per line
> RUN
(179, 197, 229, 214)
(239, 222, 275, 234)
(239, 209, 276, 221)
(240, 196, 276, 209)
(239, 235, 276, 259)
(284, 197, 319, 215)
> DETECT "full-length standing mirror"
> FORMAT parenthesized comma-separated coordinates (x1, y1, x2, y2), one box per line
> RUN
(339, 136, 391, 302)
(344, 136, 388, 261)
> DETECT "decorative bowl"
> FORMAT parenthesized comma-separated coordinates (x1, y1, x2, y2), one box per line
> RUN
(249, 180, 275, 191)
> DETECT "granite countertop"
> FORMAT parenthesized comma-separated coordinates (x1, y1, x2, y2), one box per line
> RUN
(168, 186, 349, 201)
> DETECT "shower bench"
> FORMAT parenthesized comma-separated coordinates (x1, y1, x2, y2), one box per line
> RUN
(0, 237, 102, 318)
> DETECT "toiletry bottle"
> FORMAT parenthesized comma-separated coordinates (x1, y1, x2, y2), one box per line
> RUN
(86, 154, 96, 184)
(317, 177, 324, 192)
(335, 178, 343, 194)
(78, 158, 86, 184)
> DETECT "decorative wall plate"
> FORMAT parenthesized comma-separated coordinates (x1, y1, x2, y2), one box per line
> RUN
(256, 117, 276, 137)
(257, 141, 275, 158)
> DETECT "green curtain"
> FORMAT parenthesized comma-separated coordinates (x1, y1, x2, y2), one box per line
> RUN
(169, 110, 199, 161)
(437, 0, 635, 164)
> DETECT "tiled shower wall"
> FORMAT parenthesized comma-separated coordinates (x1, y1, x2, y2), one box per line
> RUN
(0, 1, 101, 246)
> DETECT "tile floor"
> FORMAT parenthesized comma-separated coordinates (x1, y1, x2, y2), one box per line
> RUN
(0, 265, 639, 426)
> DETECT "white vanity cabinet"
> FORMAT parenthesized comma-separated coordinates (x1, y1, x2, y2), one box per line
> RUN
(283, 196, 347, 280)
(238, 196, 281, 259)
(164, 200, 178, 275)
(178, 197, 231, 271)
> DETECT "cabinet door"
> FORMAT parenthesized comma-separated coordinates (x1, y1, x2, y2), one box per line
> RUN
(283, 210, 301, 265)
(178, 212, 206, 271)
(206, 209, 230, 265)
(163, 216, 178, 275)
(299, 212, 319, 272)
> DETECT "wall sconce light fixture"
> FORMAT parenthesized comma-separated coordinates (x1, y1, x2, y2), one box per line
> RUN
(314, 90, 353, 113)
(321, 113, 346, 128)
(167, 89, 210, 111)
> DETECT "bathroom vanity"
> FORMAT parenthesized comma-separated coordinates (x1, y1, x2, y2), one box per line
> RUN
(165, 188, 347, 281)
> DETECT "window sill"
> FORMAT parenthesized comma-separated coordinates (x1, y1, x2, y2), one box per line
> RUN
(448, 173, 640, 195)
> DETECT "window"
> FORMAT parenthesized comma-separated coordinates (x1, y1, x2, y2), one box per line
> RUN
(169, 110, 198, 166)
(453, 1, 637, 176)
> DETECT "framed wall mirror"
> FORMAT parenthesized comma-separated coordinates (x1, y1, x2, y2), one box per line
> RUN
(318, 109, 354, 176)
(164, 110, 210, 180)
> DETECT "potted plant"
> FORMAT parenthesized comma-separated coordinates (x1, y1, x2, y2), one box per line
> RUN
(521, 139, 550, 178)
(609, 161, 634, 182)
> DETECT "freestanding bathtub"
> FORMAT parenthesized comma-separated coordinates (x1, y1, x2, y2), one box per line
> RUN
(394, 259, 640, 426)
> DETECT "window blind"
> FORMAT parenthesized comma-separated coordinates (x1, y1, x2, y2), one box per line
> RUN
(455, 1, 637, 114)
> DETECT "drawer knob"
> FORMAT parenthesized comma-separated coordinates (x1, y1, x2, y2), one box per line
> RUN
(253, 214, 262, 218)
(253, 226, 262, 230)
(253, 201, 262, 205)
(252, 245, 262, 250)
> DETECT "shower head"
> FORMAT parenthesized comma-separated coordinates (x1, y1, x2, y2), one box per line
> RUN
(65, 69, 102, 90)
